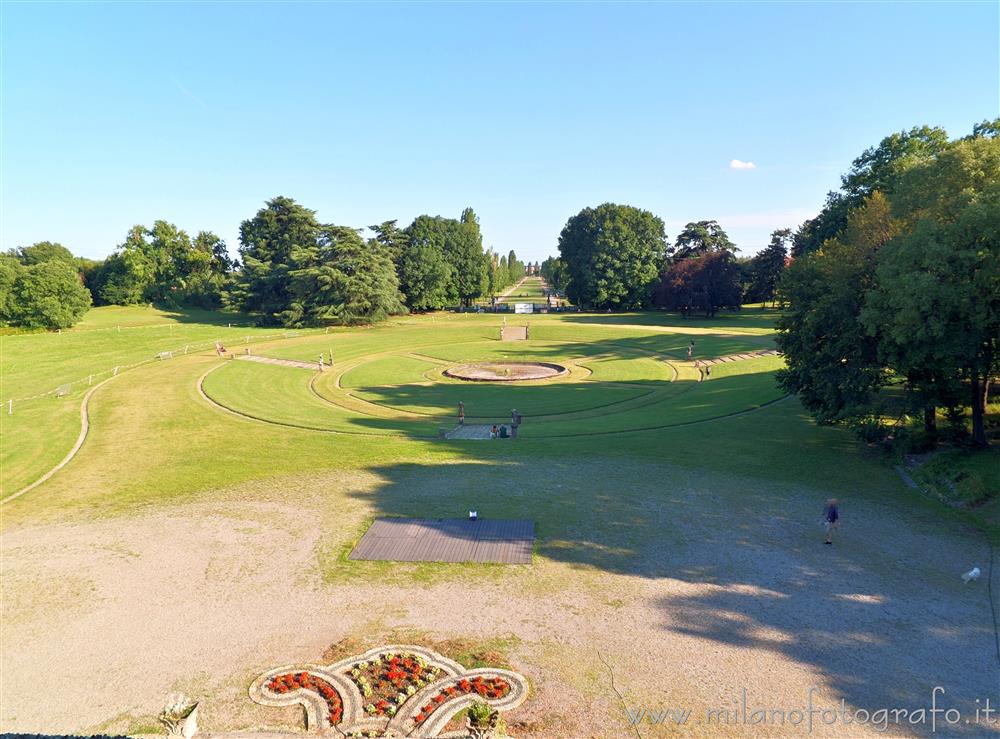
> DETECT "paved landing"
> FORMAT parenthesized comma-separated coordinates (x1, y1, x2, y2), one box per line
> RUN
(234, 354, 322, 370)
(349, 518, 534, 564)
(445, 424, 517, 440)
(699, 348, 779, 366)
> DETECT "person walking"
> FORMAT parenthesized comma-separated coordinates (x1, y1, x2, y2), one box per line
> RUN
(458, 401, 465, 425)
(823, 498, 840, 545)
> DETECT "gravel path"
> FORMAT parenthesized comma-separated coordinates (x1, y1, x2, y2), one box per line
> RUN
(2, 467, 996, 738)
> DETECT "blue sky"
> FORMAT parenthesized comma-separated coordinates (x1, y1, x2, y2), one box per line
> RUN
(2, 1, 998, 263)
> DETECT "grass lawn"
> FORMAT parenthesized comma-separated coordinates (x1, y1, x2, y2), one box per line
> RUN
(1, 306, 997, 738)
(497, 275, 549, 302)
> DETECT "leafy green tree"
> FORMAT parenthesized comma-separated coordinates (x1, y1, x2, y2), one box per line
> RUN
(96, 228, 156, 305)
(540, 256, 567, 292)
(748, 229, 791, 305)
(400, 241, 452, 311)
(862, 137, 1000, 446)
(234, 197, 323, 321)
(13, 241, 76, 266)
(398, 210, 490, 309)
(506, 250, 522, 285)
(402, 215, 453, 310)
(142, 220, 197, 304)
(0, 254, 23, 325)
(447, 208, 488, 307)
(776, 193, 898, 425)
(89, 221, 233, 308)
(969, 117, 1000, 139)
(369, 220, 408, 267)
(286, 226, 404, 325)
(182, 231, 232, 308)
(672, 220, 736, 259)
(8, 259, 92, 329)
(485, 249, 512, 299)
(558, 203, 668, 309)
(792, 126, 950, 256)
(340, 235, 406, 324)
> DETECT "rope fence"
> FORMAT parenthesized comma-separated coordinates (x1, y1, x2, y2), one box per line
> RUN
(4, 326, 335, 413)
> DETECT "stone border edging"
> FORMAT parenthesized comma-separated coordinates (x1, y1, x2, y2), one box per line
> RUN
(444, 361, 568, 383)
(249, 644, 529, 737)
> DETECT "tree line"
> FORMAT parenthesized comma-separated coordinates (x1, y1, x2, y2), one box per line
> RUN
(544, 208, 789, 316)
(544, 118, 997, 448)
(0, 197, 526, 330)
(776, 120, 999, 448)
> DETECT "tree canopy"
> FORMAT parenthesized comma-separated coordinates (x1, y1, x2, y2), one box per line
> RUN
(557, 203, 668, 309)
(672, 220, 737, 259)
(657, 249, 742, 317)
(778, 123, 1000, 447)
(792, 125, 952, 257)
(234, 197, 404, 326)
(0, 245, 92, 329)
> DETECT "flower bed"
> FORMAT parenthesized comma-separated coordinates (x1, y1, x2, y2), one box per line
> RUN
(348, 652, 441, 717)
(267, 672, 343, 725)
(413, 676, 511, 726)
(250, 644, 529, 737)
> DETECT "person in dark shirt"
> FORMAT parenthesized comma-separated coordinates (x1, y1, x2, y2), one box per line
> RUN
(824, 498, 840, 545)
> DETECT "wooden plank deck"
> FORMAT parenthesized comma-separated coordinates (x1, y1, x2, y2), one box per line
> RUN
(349, 518, 534, 564)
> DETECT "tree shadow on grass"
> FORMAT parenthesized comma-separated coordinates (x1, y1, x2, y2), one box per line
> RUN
(558, 308, 783, 332)
(345, 457, 697, 577)
(344, 372, 784, 438)
(341, 422, 997, 735)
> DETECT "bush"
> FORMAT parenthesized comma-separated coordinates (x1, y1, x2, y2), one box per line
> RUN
(849, 413, 892, 446)
(7, 259, 92, 329)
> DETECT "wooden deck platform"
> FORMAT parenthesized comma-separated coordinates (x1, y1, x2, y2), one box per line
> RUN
(349, 518, 534, 564)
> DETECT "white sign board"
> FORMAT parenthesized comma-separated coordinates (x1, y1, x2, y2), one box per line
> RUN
(513, 303, 534, 314)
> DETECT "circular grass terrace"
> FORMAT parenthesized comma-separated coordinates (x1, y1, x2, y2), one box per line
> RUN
(200, 336, 787, 439)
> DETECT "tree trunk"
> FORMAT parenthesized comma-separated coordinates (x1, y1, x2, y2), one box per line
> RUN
(923, 405, 937, 435)
(971, 376, 990, 448)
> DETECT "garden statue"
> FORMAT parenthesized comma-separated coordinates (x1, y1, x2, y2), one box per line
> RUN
(158, 694, 199, 739)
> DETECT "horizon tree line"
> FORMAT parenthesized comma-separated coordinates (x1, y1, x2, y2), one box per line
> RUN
(0, 198, 528, 330)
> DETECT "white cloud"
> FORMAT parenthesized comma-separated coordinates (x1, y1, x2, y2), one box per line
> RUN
(729, 159, 757, 170)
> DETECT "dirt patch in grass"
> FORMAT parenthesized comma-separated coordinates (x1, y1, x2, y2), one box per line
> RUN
(319, 632, 519, 671)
